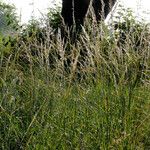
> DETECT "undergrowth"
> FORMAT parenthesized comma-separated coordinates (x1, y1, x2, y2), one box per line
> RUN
(0, 11, 150, 150)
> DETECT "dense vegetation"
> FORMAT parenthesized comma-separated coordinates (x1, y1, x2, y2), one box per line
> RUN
(0, 2, 150, 150)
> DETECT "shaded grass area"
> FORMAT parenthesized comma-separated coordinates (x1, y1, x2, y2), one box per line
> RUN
(1, 57, 150, 149)
(0, 20, 150, 149)
(1, 68, 150, 149)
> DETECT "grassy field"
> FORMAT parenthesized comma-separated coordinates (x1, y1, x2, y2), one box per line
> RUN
(0, 18, 150, 149)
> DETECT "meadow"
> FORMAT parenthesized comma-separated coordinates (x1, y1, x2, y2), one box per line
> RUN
(0, 5, 150, 149)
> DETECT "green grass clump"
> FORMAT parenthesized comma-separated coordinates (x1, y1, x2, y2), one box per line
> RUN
(0, 17, 150, 150)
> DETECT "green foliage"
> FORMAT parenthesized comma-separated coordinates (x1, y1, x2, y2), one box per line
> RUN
(0, 55, 150, 149)
(0, 34, 18, 58)
(0, 6, 150, 150)
(47, 6, 62, 31)
(113, 10, 150, 51)
(0, 2, 19, 35)
(21, 19, 43, 42)
(0, 2, 20, 58)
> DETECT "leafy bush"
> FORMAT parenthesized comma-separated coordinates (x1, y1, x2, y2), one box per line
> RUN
(47, 6, 62, 32)
(0, 2, 19, 34)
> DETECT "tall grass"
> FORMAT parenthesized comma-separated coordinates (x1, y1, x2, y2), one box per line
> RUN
(0, 15, 150, 149)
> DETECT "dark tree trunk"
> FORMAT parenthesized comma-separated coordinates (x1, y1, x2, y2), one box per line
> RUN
(61, 0, 116, 29)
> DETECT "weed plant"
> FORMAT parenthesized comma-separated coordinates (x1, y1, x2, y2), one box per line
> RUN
(0, 11, 150, 150)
